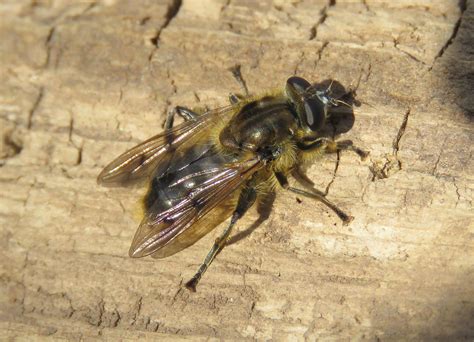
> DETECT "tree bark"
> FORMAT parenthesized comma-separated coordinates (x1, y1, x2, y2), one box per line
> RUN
(1, 0, 473, 340)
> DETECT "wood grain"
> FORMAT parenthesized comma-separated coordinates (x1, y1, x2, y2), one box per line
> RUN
(1, 0, 473, 340)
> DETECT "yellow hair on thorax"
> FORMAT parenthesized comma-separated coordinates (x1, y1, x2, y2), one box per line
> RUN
(271, 138, 297, 173)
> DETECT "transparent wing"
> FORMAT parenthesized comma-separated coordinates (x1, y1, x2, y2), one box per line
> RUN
(129, 158, 263, 258)
(97, 106, 234, 186)
(150, 200, 235, 259)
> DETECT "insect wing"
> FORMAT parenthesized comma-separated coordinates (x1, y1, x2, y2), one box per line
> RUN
(129, 158, 263, 258)
(97, 106, 233, 186)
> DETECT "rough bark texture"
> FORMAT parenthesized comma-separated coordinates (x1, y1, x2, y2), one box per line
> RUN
(1, 0, 473, 340)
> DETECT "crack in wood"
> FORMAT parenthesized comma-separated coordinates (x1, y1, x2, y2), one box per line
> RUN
(149, 0, 183, 48)
(44, 27, 55, 68)
(392, 108, 411, 164)
(293, 51, 305, 75)
(431, 136, 448, 176)
(68, 116, 83, 165)
(27, 87, 44, 129)
(429, 0, 467, 70)
(453, 178, 461, 207)
(369, 108, 411, 181)
(2, 1, 472, 339)
(314, 41, 329, 70)
(309, 0, 335, 41)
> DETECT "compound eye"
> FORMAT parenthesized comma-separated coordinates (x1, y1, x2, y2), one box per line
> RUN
(286, 76, 311, 95)
(303, 97, 326, 131)
(286, 77, 326, 132)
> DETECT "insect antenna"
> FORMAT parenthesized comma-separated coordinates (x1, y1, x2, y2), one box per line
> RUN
(326, 79, 335, 94)
(333, 98, 352, 108)
(305, 80, 353, 108)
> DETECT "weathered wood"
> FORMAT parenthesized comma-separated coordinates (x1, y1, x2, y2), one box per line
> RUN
(1, 0, 473, 340)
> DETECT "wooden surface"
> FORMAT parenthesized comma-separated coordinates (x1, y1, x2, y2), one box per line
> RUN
(1, 0, 473, 340)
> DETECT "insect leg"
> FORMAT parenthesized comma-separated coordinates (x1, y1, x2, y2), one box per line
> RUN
(228, 64, 249, 96)
(185, 187, 257, 292)
(163, 106, 200, 130)
(298, 138, 368, 160)
(325, 139, 369, 160)
(275, 172, 354, 225)
(228, 93, 244, 104)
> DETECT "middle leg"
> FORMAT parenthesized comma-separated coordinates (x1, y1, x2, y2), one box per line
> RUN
(163, 106, 200, 130)
(228, 64, 250, 104)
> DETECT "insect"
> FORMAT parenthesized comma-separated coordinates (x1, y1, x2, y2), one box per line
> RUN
(98, 69, 368, 292)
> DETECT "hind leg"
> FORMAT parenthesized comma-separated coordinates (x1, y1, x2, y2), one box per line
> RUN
(185, 186, 257, 292)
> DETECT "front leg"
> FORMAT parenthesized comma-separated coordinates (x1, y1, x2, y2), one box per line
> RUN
(275, 171, 353, 225)
(298, 138, 369, 160)
(325, 139, 369, 160)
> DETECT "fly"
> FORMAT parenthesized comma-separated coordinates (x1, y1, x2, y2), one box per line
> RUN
(98, 69, 368, 291)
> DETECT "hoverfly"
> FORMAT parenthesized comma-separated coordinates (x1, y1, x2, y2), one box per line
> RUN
(98, 69, 367, 292)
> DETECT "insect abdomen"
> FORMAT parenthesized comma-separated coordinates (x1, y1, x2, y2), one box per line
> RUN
(143, 145, 237, 213)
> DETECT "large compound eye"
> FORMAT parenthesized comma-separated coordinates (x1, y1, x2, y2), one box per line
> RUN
(302, 97, 326, 131)
(286, 76, 311, 95)
(286, 77, 326, 132)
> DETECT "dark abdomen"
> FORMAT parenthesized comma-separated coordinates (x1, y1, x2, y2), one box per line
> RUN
(143, 144, 237, 213)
